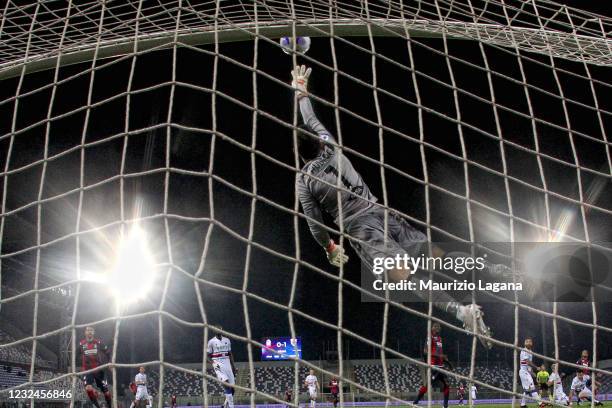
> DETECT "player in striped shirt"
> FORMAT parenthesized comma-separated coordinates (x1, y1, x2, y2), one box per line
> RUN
(547, 363, 569, 406)
(457, 383, 466, 406)
(329, 377, 339, 408)
(569, 371, 602, 406)
(576, 349, 596, 400)
(413, 322, 453, 408)
(304, 369, 320, 408)
(519, 337, 543, 408)
(79, 326, 112, 408)
(134, 366, 150, 408)
(207, 327, 237, 408)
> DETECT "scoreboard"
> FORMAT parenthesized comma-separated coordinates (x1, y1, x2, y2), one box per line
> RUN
(261, 337, 302, 360)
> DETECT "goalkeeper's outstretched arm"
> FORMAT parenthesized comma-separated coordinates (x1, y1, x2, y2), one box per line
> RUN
(292, 65, 336, 145)
(298, 96, 336, 145)
(292, 64, 348, 268)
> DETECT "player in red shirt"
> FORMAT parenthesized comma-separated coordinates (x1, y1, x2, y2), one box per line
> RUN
(79, 326, 112, 408)
(577, 350, 590, 375)
(284, 388, 292, 408)
(413, 322, 453, 408)
(329, 377, 339, 407)
(576, 350, 595, 396)
(457, 383, 466, 406)
(171, 394, 177, 408)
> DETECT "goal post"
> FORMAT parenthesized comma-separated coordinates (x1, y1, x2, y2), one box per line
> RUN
(2, 1, 611, 79)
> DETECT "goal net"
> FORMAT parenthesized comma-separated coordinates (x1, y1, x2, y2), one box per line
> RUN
(0, 0, 610, 407)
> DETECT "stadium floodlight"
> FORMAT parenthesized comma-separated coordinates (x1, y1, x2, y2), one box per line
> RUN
(107, 224, 157, 306)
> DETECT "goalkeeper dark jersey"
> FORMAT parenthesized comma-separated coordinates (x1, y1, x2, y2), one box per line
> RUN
(296, 97, 377, 247)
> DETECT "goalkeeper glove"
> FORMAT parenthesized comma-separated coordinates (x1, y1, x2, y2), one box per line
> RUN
(291, 65, 311, 98)
(326, 240, 348, 267)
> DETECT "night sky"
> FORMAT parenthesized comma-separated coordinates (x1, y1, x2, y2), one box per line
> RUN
(1, 5, 611, 386)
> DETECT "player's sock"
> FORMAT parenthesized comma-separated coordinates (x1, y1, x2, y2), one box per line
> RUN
(414, 386, 427, 404)
(86, 389, 101, 408)
(104, 391, 112, 406)
(520, 391, 528, 407)
(226, 393, 234, 408)
(443, 385, 450, 408)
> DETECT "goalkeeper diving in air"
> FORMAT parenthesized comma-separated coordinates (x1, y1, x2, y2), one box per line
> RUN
(291, 64, 512, 348)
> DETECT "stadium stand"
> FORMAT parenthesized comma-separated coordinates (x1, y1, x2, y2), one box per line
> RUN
(0, 329, 52, 368)
(0, 365, 86, 401)
(148, 368, 226, 397)
(353, 361, 421, 392)
(352, 361, 513, 393)
(0, 365, 28, 389)
(250, 365, 309, 395)
(140, 360, 515, 398)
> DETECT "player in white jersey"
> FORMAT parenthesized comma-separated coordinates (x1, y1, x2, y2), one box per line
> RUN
(569, 371, 602, 406)
(519, 337, 543, 408)
(134, 366, 150, 408)
(207, 327, 237, 408)
(547, 363, 569, 406)
(304, 369, 319, 408)
(470, 384, 477, 401)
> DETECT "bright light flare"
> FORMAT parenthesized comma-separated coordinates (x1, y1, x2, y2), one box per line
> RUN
(108, 225, 157, 305)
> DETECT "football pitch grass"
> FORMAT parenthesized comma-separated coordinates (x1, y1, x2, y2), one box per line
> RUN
(356, 404, 612, 408)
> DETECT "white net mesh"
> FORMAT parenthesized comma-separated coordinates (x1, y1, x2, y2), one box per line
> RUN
(0, 1, 611, 407)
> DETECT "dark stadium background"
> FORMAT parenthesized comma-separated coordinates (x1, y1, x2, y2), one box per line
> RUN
(0, 9, 611, 389)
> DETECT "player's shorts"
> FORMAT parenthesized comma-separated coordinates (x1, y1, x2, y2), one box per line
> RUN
(554, 391, 569, 405)
(538, 383, 549, 392)
(471, 392, 477, 400)
(213, 361, 235, 392)
(308, 387, 318, 400)
(577, 387, 592, 398)
(135, 386, 149, 401)
(83, 370, 109, 392)
(419, 365, 448, 388)
(520, 370, 536, 392)
(346, 208, 426, 275)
